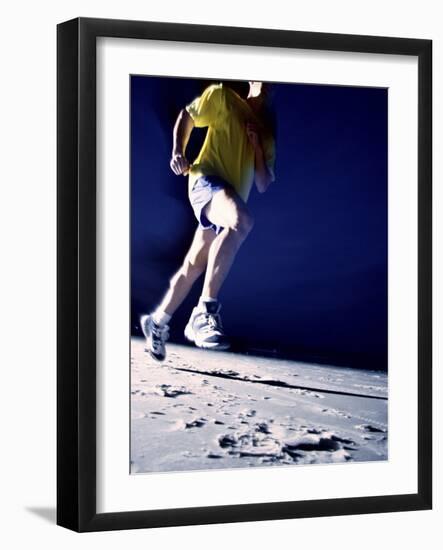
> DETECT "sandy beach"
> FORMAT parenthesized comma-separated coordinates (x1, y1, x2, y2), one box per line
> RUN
(131, 338, 388, 474)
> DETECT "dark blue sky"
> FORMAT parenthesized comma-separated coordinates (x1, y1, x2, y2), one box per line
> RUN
(131, 76, 387, 370)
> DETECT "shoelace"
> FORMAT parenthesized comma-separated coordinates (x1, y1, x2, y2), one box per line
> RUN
(202, 313, 223, 333)
(151, 323, 169, 347)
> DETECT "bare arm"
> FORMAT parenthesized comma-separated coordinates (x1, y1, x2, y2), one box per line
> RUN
(253, 148, 273, 193)
(170, 109, 195, 176)
(246, 122, 274, 193)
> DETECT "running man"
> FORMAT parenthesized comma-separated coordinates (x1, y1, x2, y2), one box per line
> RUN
(141, 81, 276, 361)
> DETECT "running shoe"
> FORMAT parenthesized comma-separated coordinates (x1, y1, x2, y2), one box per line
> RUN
(140, 314, 169, 361)
(184, 301, 230, 350)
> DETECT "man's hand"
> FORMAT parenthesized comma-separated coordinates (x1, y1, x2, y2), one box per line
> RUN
(170, 151, 190, 176)
(246, 122, 262, 152)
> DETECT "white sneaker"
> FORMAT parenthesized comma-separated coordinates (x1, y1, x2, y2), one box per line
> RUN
(184, 301, 230, 351)
(140, 314, 169, 361)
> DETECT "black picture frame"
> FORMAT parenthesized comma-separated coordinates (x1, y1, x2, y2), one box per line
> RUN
(57, 17, 432, 532)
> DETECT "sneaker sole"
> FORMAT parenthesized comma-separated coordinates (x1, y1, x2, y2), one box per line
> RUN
(147, 349, 166, 362)
(184, 324, 230, 351)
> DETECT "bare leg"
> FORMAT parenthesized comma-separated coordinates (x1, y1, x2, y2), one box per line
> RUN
(202, 188, 254, 298)
(157, 227, 215, 316)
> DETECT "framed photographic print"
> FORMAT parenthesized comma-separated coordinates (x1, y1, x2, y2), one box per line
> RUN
(57, 17, 432, 532)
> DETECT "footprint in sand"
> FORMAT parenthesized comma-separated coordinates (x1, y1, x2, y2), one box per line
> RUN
(185, 418, 208, 429)
(215, 427, 357, 465)
(238, 409, 257, 419)
(157, 384, 192, 398)
(255, 422, 271, 434)
(207, 452, 223, 459)
(217, 429, 281, 459)
(283, 431, 356, 461)
(356, 424, 387, 434)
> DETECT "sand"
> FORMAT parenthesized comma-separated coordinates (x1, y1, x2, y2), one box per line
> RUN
(130, 338, 388, 474)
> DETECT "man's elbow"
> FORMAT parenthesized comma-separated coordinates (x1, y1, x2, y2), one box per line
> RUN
(257, 173, 274, 193)
(257, 183, 267, 194)
(257, 179, 271, 193)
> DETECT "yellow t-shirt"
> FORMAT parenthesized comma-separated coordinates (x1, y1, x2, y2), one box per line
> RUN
(185, 83, 275, 202)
